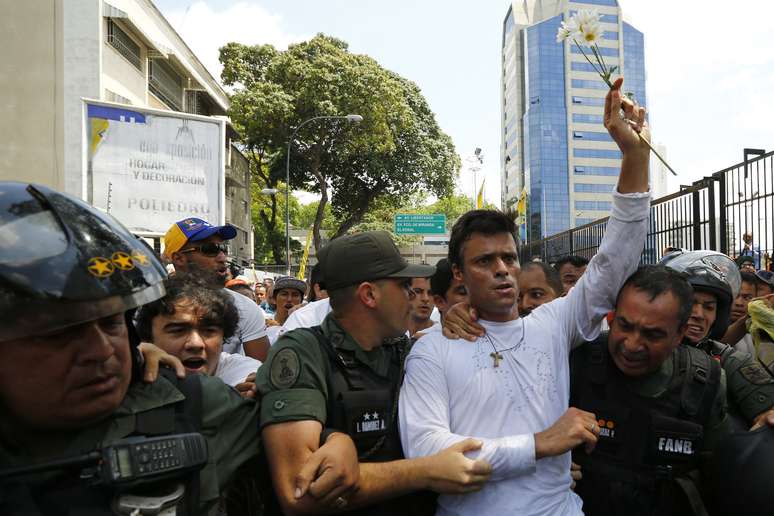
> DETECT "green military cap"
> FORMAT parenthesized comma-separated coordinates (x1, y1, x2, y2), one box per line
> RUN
(323, 231, 435, 290)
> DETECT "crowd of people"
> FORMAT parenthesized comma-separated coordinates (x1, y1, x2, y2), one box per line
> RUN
(2, 82, 774, 516)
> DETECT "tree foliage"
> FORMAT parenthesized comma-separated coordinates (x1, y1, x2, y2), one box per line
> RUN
(221, 34, 460, 252)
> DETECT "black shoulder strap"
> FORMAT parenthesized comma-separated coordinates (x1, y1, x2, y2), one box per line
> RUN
(300, 326, 366, 391)
(570, 333, 609, 408)
(679, 346, 721, 424)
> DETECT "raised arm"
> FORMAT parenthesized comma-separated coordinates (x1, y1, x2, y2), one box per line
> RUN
(561, 78, 652, 346)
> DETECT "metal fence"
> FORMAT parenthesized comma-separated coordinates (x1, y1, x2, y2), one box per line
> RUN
(521, 149, 774, 269)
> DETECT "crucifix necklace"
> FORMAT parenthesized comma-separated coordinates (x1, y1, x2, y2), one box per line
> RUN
(484, 318, 526, 368)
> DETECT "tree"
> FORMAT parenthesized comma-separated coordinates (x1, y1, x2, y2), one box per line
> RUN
(221, 34, 460, 252)
(250, 180, 303, 264)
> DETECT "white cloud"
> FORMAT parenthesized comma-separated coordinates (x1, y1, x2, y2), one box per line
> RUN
(619, 0, 774, 186)
(163, 1, 308, 82)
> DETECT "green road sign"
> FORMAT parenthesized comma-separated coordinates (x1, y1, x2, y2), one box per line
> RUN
(394, 214, 447, 235)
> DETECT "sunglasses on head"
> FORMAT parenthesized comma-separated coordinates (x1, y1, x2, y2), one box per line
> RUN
(181, 242, 229, 257)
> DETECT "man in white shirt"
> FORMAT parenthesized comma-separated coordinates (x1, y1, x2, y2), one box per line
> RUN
(163, 217, 269, 360)
(265, 276, 307, 344)
(135, 275, 260, 391)
(399, 78, 652, 516)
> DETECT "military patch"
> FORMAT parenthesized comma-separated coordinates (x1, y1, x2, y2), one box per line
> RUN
(739, 363, 774, 385)
(270, 348, 301, 389)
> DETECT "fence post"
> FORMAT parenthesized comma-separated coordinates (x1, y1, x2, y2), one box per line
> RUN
(717, 171, 728, 255)
(692, 188, 702, 250)
(707, 177, 717, 251)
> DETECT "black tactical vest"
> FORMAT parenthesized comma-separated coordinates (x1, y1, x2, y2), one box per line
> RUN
(0, 370, 205, 516)
(303, 326, 437, 516)
(569, 334, 721, 516)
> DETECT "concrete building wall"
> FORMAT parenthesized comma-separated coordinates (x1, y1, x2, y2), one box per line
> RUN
(0, 1, 64, 188)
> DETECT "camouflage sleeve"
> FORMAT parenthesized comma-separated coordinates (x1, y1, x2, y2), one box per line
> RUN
(255, 329, 330, 429)
(196, 374, 261, 506)
(719, 344, 774, 424)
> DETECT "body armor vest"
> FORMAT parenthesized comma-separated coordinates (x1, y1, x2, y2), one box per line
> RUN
(0, 370, 204, 516)
(569, 334, 721, 516)
(302, 327, 436, 516)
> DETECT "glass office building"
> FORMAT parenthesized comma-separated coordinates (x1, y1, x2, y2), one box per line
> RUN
(501, 0, 647, 239)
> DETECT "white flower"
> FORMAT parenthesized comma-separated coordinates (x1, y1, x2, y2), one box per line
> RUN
(556, 18, 579, 43)
(578, 21, 603, 46)
(574, 9, 601, 28)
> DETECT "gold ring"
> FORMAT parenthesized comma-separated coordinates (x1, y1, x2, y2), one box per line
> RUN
(334, 497, 348, 509)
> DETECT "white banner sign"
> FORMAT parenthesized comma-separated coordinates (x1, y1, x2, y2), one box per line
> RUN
(87, 102, 223, 234)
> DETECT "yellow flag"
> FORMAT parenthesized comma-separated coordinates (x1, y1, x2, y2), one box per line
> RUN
(296, 227, 314, 279)
(515, 187, 528, 225)
(476, 179, 486, 209)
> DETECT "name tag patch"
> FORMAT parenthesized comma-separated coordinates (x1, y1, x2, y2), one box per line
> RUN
(355, 410, 386, 434)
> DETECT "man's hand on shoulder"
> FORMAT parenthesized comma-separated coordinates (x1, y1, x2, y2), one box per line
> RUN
(442, 303, 485, 342)
(138, 342, 186, 383)
(419, 438, 492, 494)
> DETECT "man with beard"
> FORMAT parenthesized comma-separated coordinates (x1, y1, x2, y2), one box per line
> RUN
(135, 275, 260, 390)
(265, 276, 307, 344)
(399, 78, 652, 515)
(408, 276, 436, 337)
(164, 218, 270, 361)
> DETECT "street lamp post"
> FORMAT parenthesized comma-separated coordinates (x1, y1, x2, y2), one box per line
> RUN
(284, 114, 363, 275)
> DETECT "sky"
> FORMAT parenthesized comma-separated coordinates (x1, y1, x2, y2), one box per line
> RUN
(155, 0, 774, 206)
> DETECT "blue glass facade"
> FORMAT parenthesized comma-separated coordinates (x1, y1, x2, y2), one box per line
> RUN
(623, 22, 647, 105)
(570, 0, 618, 6)
(524, 15, 569, 238)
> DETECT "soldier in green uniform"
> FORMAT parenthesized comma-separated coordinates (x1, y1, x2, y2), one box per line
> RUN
(0, 182, 263, 515)
(661, 250, 774, 429)
(257, 231, 493, 515)
(570, 265, 730, 516)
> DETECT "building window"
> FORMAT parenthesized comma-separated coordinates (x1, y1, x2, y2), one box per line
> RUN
(104, 89, 132, 105)
(574, 183, 615, 193)
(575, 200, 612, 210)
(571, 46, 618, 57)
(572, 79, 610, 90)
(569, 0, 619, 6)
(574, 165, 619, 176)
(106, 20, 141, 70)
(573, 130, 612, 142)
(148, 59, 183, 111)
(573, 148, 622, 159)
(572, 96, 605, 106)
(572, 113, 604, 124)
(569, 11, 619, 23)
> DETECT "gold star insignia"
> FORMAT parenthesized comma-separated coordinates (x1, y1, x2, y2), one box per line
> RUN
(131, 250, 150, 266)
(111, 252, 135, 270)
(88, 257, 114, 278)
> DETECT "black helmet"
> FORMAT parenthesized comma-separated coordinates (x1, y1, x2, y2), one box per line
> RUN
(659, 249, 740, 339)
(0, 182, 167, 342)
(708, 427, 774, 516)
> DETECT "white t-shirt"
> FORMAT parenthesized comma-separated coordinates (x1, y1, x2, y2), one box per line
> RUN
(282, 298, 331, 331)
(266, 324, 283, 345)
(223, 288, 267, 355)
(399, 190, 651, 516)
(213, 352, 260, 387)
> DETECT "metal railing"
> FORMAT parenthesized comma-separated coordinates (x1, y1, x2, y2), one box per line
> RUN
(107, 20, 141, 70)
(521, 149, 774, 268)
(148, 59, 183, 111)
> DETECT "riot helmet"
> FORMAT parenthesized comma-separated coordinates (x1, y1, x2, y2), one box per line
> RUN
(0, 182, 167, 342)
(659, 249, 740, 339)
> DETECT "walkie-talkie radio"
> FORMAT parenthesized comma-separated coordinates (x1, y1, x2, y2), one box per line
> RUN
(0, 433, 208, 488)
(98, 433, 207, 486)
